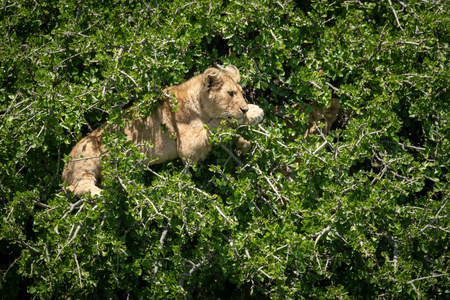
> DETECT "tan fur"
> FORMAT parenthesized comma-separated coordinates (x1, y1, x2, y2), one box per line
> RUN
(274, 98, 340, 139)
(62, 65, 264, 196)
(303, 98, 340, 138)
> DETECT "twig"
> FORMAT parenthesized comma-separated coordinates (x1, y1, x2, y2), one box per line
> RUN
(119, 69, 139, 88)
(386, 0, 404, 31)
(73, 245, 83, 287)
(350, 127, 383, 153)
(219, 143, 242, 166)
(355, 23, 388, 66)
(154, 219, 172, 279)
(313, 141, 328, 155)
(401, 73, 434, 79)
(426, 225, 450, 234)
(257, 266, 273, 280)
(312, 226, 332, 246)
(332, 230, 348, 244)
(59, 52, 84, 65)
(309, 80, 323, 90)
(315, 253, 322, 272)
(206, 0, 212, 16)
(387, 232, 399, 270)
(188, 185, 235, 224)
(407, 273, 447, 284)
(115, 48, 123, 69)
(18, 240, 42, 255)
(68, 199, 86, 214)
(0, 3, 16, 10)
(179, 254, 213, 287)
(75, 0, 86, 24)
(387, 141, 426, 151)
(419, 192, 450, 233)
(325, 82, 340, 93)
(303, 141, 327, 164)
(252, 163, 285, 206)
(68, 225, 81, 245)
(269, 29, 279, 42)
(117, 175, 128, 192)
(397, 41, 433, 50)
(65, 155, 101, 163)
(218, 127, 285, 207)
(159, 219, 171, 251)
(2, 255, 21, 281)
(146, 166, 167, 180)
(316, 123, 336, 153)
(33, 200, 53, 209)
(143, 194, 169, 219)
(55, 225, 81, 261)
(250, 58, 261, 77)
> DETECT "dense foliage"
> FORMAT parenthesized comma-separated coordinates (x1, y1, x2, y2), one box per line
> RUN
(1, 0, 449, 298)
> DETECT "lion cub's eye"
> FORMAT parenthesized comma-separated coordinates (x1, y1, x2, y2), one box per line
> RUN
(228, 91, 236, 97)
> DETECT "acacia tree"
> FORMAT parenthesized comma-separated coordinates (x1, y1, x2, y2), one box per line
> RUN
(1, 0, 449, 298)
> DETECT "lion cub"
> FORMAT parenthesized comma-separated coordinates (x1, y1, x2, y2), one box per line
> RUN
(302, 98, 340, 138)
(62, 65, 264, 196)
(274, 98, 340, 139)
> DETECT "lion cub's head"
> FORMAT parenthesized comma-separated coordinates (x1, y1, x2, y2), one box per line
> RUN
(201, 65, 249, 123)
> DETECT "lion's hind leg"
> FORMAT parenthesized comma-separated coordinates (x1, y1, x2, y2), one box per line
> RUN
(62, 135, 104, 197)
(67, 173, 103, 197)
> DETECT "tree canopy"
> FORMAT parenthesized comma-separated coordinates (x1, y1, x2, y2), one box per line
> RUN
(1, 0, 449, 298)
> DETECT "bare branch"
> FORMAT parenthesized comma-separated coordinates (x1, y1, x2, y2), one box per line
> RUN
(386, 0, 404, 31)
(407, 273, 447, 284)
(18, 240, 42, 255)
(420, 192, 450, 234)
(325, 82, 340, 93)
(387, 232, 399, 270)
(219, 143, 243, 166)
(312, 226, 332, 247)
(188, 185, 235, 224)
(303, 141, 328, 165)
(269, 28, 279, 42)
(159, 219, 171, 251)
(119, 69, 139, 88)
(73, 245, 83, 288)
(309, 80, 323, 90)
(179, 254, 214, 287)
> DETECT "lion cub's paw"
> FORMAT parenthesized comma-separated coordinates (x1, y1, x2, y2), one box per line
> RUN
(234, 136, 252, 153)
(242, 104, 264, 125)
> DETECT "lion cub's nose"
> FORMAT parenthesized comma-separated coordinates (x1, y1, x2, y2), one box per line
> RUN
(240, 108, 248, 114)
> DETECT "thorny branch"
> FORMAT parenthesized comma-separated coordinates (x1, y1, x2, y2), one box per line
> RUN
(419, 192, 450, 234)
(179, 253, 214, 288)
(153, 218, 172, 279)
(73, 245, 83, 288)
(387, 232, 399, 270)
(386, 0, 404, 31)
(407, 273, 447, 285)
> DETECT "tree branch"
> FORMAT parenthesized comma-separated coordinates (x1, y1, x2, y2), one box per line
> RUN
(407, 273, 447, 284)
(386, 0, 404, 31)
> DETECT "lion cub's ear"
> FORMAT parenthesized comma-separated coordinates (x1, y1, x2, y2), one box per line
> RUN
(223, 65, 240, 82)
(203, 68, 223, 89)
